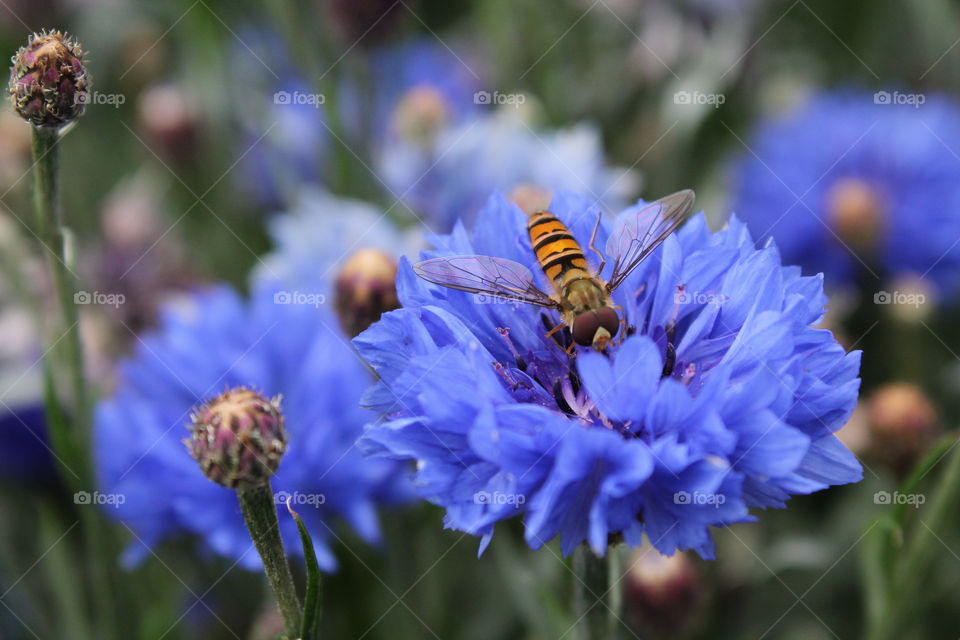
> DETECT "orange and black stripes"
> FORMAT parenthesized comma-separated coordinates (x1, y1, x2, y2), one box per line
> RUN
(527, 211, 588, 283)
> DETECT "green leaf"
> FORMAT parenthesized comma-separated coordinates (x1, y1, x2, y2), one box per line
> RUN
(287, 499, 322, 640)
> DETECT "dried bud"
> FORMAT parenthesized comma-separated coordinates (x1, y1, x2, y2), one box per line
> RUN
(867, 382, 938, 474)
(335, 248, 400, 337)
(186, 388, 287, 489)
(624, 547, 703, 639)
(826, 177, 884, 253)
(8, 30, 89, 128)
(392, 86, 450, 145)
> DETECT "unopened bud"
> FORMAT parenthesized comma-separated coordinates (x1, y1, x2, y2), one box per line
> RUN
(624, 547, 703, 638)
(8, 30, 89, 128)
(186, 388, 287, 490)
(335, 248, 400, 337)
(826, 178, 884, 253)
(392, 86, 450, 145)
(867, 382, 938, 474)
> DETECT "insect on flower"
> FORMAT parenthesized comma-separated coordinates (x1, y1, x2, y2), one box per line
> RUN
(414, 190, 695, 351)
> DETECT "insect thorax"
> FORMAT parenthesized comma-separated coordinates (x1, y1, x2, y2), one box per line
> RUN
(561, 275, 608, 313)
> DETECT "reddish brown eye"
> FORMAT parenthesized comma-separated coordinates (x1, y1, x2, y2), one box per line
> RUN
(597, 307, 620, 338)
(572, 312, 600, 346)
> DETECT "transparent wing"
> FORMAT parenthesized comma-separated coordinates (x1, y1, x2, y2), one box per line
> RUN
(605, 189, 695, 292)
(413, 255, 559, 308)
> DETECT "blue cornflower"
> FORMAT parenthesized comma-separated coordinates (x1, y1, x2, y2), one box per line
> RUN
(235, 35, 482, 206)
(253, 188, 421, 293)
(95, 279, 412, 570)
(356, 191, 862, 558)
(732, 91, 960, 298)
(377, 109, 637, 232)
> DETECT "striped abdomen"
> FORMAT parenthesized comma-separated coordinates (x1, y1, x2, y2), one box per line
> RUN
(527, 211, 588, 284)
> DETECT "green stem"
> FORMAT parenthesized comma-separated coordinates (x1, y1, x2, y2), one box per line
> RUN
(238, 482, 303, 636)
(31, 126, 91, 480)
(865, 440, 960, 640)
(267, 0, 356, 196)
(32, 126, 123, 638)
(573, 546, 619, 640)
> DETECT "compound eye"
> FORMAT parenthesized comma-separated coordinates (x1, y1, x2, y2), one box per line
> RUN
(596, 307, 620, 337)
(571, 312, 600, 346)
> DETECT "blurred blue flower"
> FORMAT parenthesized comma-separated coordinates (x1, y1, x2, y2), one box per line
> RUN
(95, 279, 412, 571)
(0, 303, 54, 483)
(732, 91, 960, 298)
(377, 109, 638, 232)
(253, 188, 421, 293)
(356, 192, 862, 559)
(235, 35, 481, 206)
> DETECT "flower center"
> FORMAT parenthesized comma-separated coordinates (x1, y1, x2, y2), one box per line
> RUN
(825, 177, 885, 253)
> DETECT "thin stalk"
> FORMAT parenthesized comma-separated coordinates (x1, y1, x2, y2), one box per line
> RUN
(573, 546, 619, 640)
(31, 126, 91, 479)
(238, 482, 303, 636)
(866, 441, 960, 640)
(267, 0, 356, 196)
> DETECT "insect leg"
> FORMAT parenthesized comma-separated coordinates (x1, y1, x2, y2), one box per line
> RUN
(612, 305, 627, 345)
(545, 322, 567, 339)
(588, 211, 605, 273)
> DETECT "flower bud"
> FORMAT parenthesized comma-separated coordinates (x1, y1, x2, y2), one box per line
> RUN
(334, 248, 400, 337)
(624, 547, 703, 639)
(509, 183, 553, 214)
(186, 388, 287, 489)
(8, 30, 89, 128)
(392, 86, 450, 145)
(826, 177, 884, 253)
(867, 382, 938, 474)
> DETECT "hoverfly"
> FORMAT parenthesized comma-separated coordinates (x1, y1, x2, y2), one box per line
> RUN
(413, 190, 695, 352)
